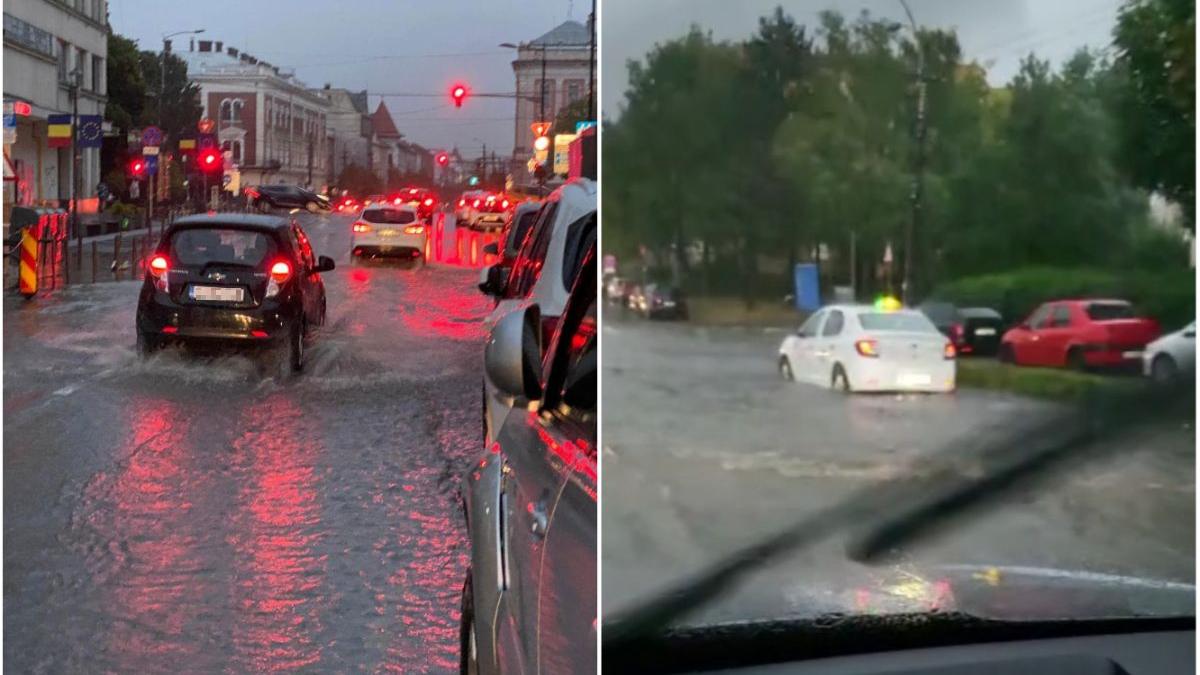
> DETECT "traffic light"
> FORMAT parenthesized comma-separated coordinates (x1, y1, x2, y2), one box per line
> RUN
(198, 148, 222, 172)
(129, 158, 146, 177)
(435, 152, 449, 167)
(450, 83, 467, 108)
(533, 135, 551, 152)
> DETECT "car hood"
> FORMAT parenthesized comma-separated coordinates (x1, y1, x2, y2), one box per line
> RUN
(670, 562, 1193, 628)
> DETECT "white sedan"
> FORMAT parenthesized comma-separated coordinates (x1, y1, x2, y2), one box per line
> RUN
(1143, 321, 1195, 384)
(778, 304, 956, 393)
(350, 204, 427, 262)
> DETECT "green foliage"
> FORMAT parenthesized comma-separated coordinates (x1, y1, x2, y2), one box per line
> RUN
(552, 98, 591, 135)
(930, 265, 1195, 330)
(337, 163, 382, 197)
(105, 32, 145, 134)
(106, 202, 140, 218)
(604, 6, 1189, 304)
(137, 50, 203, 151)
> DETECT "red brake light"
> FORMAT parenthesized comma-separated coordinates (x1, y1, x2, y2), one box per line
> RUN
(423, 198, 433, 206)
(394, 197, 402, 205)
(270, 261, 291, 282)
(353, 222, 371, 233)
(855, 339, 879, 358)
(458, 199, 465, 207)
(149, 255, 168, 275)
(473, 199, 480, 207)
(944, 343, 957, 360)
(501, 199, 509, 209)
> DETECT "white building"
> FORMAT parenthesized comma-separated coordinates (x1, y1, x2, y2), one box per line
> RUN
(3, 0, 108, 214)
(510, 20, 591, 159)
(178, 39, 329, 188)
(312, 86, 372, 184)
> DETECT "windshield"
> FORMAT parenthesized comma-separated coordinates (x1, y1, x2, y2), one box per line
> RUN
(362, 208, 416, 224)
(858, 311, 939, 333)
(169, 228, 273, 266)
(601, 0, 1195, 637)
(1086, 302, 1135, 321)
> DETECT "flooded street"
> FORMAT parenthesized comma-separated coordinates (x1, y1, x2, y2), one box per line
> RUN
(5, 212, 494, 673)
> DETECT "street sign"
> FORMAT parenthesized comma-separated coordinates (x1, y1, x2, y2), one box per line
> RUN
(144, 155, 158, 176)
(530, 121, 551, 137)
(575, 120, 597, 134)
(197, 118, 215, 134)
(142, 145, 159, 156)
(3, 103, 16, 145)
(553, 134, 575, 175)
(222, 174, 232, 186)
(141, 126, 163, 147)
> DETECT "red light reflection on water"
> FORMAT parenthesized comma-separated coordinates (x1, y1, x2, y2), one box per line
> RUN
(228, 394, 326, 672)
(397, 278, 488, 342)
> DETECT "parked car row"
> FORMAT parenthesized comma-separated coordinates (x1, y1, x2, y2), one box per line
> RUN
(603, 275, 690, 321)
(461, 177, 597, 674)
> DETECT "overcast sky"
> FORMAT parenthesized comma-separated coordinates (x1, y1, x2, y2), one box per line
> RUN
(601, 0, 1124, 118)
(109, 0, 580, 157)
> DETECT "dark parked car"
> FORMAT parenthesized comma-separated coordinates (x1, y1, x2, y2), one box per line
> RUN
(918, 301, 1005, 357)
(135, 213, 335, 373)
(461, 242, 597, 675)
(630, 283, 688, 320)
(246, 184, 329, 213)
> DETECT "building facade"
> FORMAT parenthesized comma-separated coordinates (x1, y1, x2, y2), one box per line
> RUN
(3, 0, 108, 213)
(313, 86, 372, 184)
(510, 20, 590, 158)
(178, 39, 329, 188)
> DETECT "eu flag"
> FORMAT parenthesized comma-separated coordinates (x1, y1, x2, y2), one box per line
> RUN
(78, 115, 103, 148)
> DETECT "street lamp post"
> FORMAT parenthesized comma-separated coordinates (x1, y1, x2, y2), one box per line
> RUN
(899, 0, 925, 304)
(588, 0, 596, 120)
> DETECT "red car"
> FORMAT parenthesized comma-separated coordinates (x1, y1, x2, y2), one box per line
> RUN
(999, 299, 1161, 369)
(390, 187, 438, 221)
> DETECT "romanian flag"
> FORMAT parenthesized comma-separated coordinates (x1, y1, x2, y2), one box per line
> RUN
(179, 136, 196, 151)
(47, 114, 71, 148)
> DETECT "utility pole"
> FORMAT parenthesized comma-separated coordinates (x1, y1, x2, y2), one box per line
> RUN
(306, 132, 314, 186)
(69, 67, 80, 241)
(587, 0, 596, 120)
(900, 0, 925, 305)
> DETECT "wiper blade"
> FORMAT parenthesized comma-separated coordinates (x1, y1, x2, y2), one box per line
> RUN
(603, 379, 1191, 647)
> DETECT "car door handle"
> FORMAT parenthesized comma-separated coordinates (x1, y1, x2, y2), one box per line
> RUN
(529, 498, 549, 538)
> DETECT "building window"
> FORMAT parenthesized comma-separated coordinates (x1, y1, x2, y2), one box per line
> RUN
(536, 79, 556, 117)
(91, 55, 103, 92)
(76, 47, 87, 84)
(57, 40, 70, 82)
(565, 80, 582, 106)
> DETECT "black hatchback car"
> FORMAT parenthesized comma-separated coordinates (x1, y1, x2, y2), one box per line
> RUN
(247, 185, 330, 212)
(918, 301, 1005, 357)
(135, 214, 335, 372)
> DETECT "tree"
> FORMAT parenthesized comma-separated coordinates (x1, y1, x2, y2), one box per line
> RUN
(1112, 0, 1195, 228)
(138, 49, 202, 152)
(104, 32, 145, 134)
(552, 98, 590, 135)
(337, 163, 382, 197)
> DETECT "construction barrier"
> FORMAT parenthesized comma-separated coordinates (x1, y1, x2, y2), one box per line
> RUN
(18, 228, 37, 297)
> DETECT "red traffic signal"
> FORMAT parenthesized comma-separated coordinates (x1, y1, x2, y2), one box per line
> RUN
(450, 83, 467, 108)
(129, 158, 146, 176)
(435, 152, 449, 166)
(198, 148, 222, 172)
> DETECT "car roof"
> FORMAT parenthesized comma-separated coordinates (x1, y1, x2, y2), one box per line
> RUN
(1046, 298, 1130, 305)
(820, 303, 922, 314)
(514, 201, 541, 214)
(960, 307, 1002, 318)
(170, 213, 293, 231)
(363, 203, 417, 212)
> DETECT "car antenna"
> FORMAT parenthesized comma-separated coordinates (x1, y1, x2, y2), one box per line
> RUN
(602, 379, 1190, 648)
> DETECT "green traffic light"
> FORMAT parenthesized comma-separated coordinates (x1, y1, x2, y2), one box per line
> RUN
(468, 176, 479, 186)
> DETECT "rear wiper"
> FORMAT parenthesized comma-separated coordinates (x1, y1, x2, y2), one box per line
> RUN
(602, 379, 1192, 647)
(198, 261, 257, 275)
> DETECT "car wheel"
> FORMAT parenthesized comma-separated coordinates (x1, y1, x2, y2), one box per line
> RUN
(305, 201, 318, 213)
(999, 344, 1015, 364)
(1151, 354, 1178, 385)
(1066, 347, 1086, 372)
(290, 321, 306, 373)
(460, 572, 480, 675)
(778, 356, 794, 381)
(136, 329, 160, 358)
(832, 364, 852, 393)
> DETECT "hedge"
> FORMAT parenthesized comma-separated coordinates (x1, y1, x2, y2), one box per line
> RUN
(928, 266, 1195, 331)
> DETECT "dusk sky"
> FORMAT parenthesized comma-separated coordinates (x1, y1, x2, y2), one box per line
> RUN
(108, 0, 579, 157)
(602, 0, 1123, 118)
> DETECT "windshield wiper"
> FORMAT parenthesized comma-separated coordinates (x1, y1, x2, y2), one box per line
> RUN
(603, 379, 1192, 648)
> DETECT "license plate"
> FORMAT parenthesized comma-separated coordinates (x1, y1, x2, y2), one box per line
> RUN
(1122, 350, 1144, 360)
(379, 229, 397, 236)
(974, 327, 996, 336)
(190, 285, 244, 302)
(898, 373, 932, 386)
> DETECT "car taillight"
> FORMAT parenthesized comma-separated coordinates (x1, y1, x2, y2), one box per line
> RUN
(501, 199, 509, 209)
(458, 199, 465, 207)
(855, 339, 879, 358)
(423, 198, 433, 206)
(265, 261, 291, 299)
(149, 255, 169, 292)
(950, 323, 964, 344)
(353, 222, 372, 233)
(404, 225, 424, 235)
(944, 343, 957, 360)
(473, 199, 480, 207)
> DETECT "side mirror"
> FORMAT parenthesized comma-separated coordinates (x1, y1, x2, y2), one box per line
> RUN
(315, 255, 336, 273)
(485, 305, 543, 400)
(477, 264, 508, 297)
(483, 242, 499, 256)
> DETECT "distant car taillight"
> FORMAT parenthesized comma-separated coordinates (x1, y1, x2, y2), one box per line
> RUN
(353, 222, 372, 233)
(501, 199, 509, 209)
(394, 197, 402, 205)
(404, 225, 424, 235)
(458, 199, 465, 207)
(149, 255, 169, 292)
(423, 198, 433, 207)
(473, 199, 481, 208)
(944, 343, 957, 360)
(855, 339, 879, 358)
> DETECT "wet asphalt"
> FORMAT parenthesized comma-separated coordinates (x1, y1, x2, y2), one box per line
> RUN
(601, 311, 1195, 625)
(4, 211, 500, 673)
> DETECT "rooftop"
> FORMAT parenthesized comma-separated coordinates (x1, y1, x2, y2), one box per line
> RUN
(528, 20, 589, 47)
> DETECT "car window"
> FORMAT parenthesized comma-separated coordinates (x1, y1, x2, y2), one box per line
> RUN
(856, 312, 939, 333)
(919, 302, 957, 326)
(362, 208, 416, 224)
(544, 248, 597, 415)
(555, 297, 597, 412)
(797, 310, 824, 337)
(561, 211, 597, 288)
(1086, 302, 1134, 321)
(292, 224, 316, 269)
(1027, 304, 1053, 329)
(1050, 305, 1072, 327)
(169, 228, 274, 266)
(821, 310, 845, 337)
(506, 200, 558, 299)
(506, 209, 539, 257)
